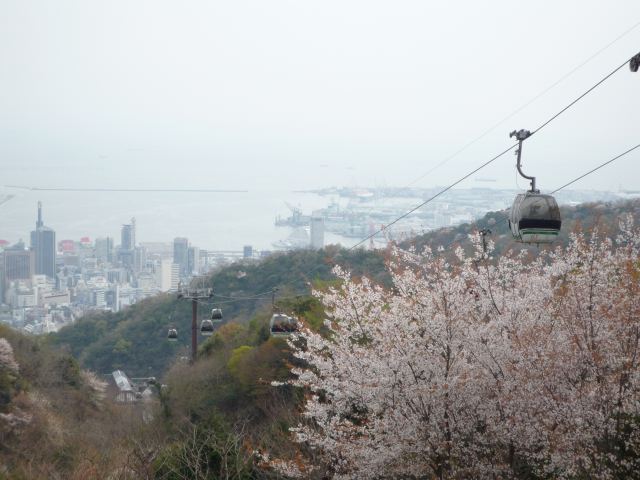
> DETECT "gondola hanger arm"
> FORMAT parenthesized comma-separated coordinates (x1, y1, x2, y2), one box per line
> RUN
(509, 129, 538, 193)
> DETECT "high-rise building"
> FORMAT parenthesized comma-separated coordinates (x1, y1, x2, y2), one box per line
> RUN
(121, 218, 136, 251)
(1, 244, 35, 304)
(30, 202, 57, 279)
(135, 246, 147, 273)
(187, 246, 200, 275)
(170, 263, 180, 291)
(118, 219, 136, 269)
(199, 249, 210, 271)
(107, 269, 125, 284)
(310, 216, 325, 249)
(95, 289, 106, 308)
(243, 245, 253, 258)
(173, 237, 189, 276)
(154, 262, 178, 292)
(95, 237, 114, 264)
(156, 258, 174, 292)
(2, 244, 35, 282)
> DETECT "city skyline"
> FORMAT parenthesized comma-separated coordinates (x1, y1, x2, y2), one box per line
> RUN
(0, 200, 229, 336)
(0, 185, 631, 251)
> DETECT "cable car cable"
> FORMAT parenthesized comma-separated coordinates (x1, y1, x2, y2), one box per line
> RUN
(203, 136, 639, 306)
(348, 143, 518, 251)
(273, 140, 640, 299)
(405, 20, 640, 187)
(199, 51, 640, 304)
(268, 50, 640, 299)
(549, 143, 640, 194)
(272, 133, 638, 294)
(437, 141, 640, 254)
(347, 51, 638, 252)
(530, 56, 633, 137)
(212, 290, 275, 300)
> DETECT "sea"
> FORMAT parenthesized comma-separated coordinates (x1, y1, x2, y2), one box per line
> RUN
(0, 188, 352, 252)
(1, 186, 626, 253)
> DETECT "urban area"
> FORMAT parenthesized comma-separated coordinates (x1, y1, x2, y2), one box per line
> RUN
(0, 186, 630, 336)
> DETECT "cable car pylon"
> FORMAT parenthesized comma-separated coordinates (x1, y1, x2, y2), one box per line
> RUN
(176, 282, 213, 363)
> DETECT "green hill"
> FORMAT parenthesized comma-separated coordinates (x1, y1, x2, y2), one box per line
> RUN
(50, 247, 387, 377)
(0, 324, 132, 479)
(50, 198, 640, 378)
(8, 198, 640, 478)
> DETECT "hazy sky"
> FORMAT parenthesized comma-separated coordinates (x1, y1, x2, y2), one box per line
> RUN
(2, 0, 640, 193)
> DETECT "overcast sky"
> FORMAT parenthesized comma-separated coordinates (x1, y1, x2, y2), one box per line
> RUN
(2, 0, 640, 193)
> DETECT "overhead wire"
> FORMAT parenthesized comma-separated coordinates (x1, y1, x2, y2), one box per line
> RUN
(4, 185, 248, 193)
(257, 51, 640, 301)
(529, 57, 632, 137)
(405, 18, 640, 187)
(212, 289, 275, 301)
(194, 292, 274, 307)
(193, 144, 640, 310)
(349, 51, 637, 251)
(549, 143, 640, 194)
(348, 143, 518, 250)
(194, 50, 640, 308)
(432, 140, 640, 256)
(290, 140, 640, 302)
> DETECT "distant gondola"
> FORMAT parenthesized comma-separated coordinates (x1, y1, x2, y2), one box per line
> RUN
(270, 313, 298, 337)
(200, 319, 214, 336)
(210, 308, 223, 321)
(167, 328, 178, 341)
(508, 129, 561, 245)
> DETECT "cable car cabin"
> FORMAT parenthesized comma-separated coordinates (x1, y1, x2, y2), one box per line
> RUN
(509, 192, 561, 244)
(210, 308, 223, 321)
(200, 319, 214, 336)
(270, 314, 298, 337)
(167, 328, 178, 341)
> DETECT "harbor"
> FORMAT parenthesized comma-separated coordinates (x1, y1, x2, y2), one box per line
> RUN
(273, 186, 624, 250)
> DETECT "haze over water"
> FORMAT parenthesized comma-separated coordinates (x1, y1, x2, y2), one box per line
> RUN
(2, 1, 640, 250)
(0, 188, 346, 251)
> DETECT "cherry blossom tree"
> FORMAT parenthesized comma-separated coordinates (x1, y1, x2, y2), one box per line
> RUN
(274, 216, 640, 479)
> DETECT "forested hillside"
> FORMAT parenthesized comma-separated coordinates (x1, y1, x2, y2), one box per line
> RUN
(50, 246, 386, 377)
(277, 211, 640, 478)
(0, 324, 136, 478)
(2, 199, 630, 478)
(51, 199, 640, 378)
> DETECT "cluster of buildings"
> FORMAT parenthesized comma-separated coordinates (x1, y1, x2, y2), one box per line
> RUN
(285, 186, 625, 243)
(0, 202, 257, 335)
(4, 188, 622, 335)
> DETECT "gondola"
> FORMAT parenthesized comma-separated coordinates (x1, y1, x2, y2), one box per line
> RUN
(167, 328, 178, 341)
(508, 129, 561, 244)
(200, 319, 214, 336)
(270, 313, 298, 337)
